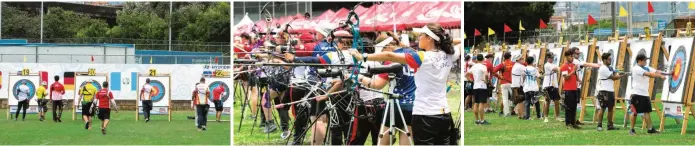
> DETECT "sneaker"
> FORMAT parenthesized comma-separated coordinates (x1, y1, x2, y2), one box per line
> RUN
(607, 126, 620, 130)
(14, 118, 17, 121)
(264, 122, 277, 133)
(259, 121, 266, 128)
(202, 126, 207, 131)
(479, 120, 491, 125)
(556, 117, 564, 122)
(597, 127, 603, 131)
(198, 128, 202, 132)
(58, 119, 62, 122)
(475, 121, 480, 125)
(648, 128, 659, 134)
(247, 115, 257, 120)
(571, 125, 581, 129)
(544, 118, 549, 123)
(281, 130, 291, 139)
(85, 122, 90, 130)
(498, 112, 503, 116)
(102, 129, 106, 135)
(629, 129, 636, 136)
(146, 118, 150, 123)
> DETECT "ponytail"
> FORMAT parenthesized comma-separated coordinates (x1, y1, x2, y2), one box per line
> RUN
(427, 23, 455, 54)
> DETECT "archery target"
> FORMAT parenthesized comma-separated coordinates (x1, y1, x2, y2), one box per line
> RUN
(661, 38, 694, 103)
(511, 49, 522, 63)
(527, 49, 541, 65)
(137, 76, 171, 114)
(491, 51, 502, 85)
(205, 77, 231, 115)
(7, 75, 40, 113)
(73, 75, 107, 113)
(548, 47, 562, 65)
(625, 40, 653, 100)
(599, 41, 620, 68)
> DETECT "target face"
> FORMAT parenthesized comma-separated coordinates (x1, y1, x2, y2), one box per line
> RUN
(208, 81, 230, 102)
(669, 46, 687, 93)
(12, 79, 36, 100)
(148, 80, 167, 102)
(492, 56, 501, 84)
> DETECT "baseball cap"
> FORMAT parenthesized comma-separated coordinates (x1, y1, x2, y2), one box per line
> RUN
(636, 54, 649, 61)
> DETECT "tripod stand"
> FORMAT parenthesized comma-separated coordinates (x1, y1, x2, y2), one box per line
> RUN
(358, 74, 413, 145)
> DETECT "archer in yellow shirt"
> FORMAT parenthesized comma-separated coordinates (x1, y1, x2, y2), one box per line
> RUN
(78, 80, 98, 130)
(37, 81, 48, 121)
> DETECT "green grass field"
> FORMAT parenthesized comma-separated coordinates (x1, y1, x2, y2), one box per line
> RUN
(233, 85, 462, 145)
(0, 109, 230, 145)
(464, 94, 695, 145)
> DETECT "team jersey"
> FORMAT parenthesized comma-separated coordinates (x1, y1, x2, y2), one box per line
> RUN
(404, 47, 460, 115)
(37, 86, 47, 100)
(468, 63, 488, 89)
(312, 40, 337, 57)
(631, 65, 656, 96)
(141, 84, 153, 100)
(542, 63, 559, 88)
(17, 84, 30, 101)
(80, 84, 98, 103)
(50, 82, 65, 100)
(96, 89, 114, 109)
(389, 48, 418, 107)
(194, 83, 210, 105)
(523, 66, 540, 92)
(511, 63, 526, 87)
(213, 85, 225, 101)
(560, 63, 578, 91)
(493, 60, 514, 84)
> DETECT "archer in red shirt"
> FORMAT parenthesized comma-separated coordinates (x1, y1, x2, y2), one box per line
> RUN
(493, 52, 514, 84)
(95, 82, 118, 135)
(49, 76, 66, 122)
(212, 85, 226, 122)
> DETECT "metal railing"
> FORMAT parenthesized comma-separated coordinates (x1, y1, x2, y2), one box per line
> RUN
(0, 54, 231, 64)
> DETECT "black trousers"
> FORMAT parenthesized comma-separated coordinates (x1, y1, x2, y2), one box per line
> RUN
(15, 100, 28, 119)
(563, 90, 579, 126)
(275, 91, 291, 131)
(196, 104, 209, 128)
(286, 85, 314, 145)
(52, 100, 64, 121)
(412, 114, 453, 145)
(329, 92, 352, 145)
(142, 100, 153, 119)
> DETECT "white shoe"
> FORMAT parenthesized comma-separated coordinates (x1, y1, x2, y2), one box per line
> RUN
(544, 118, 549, 123)
(556, 117, 565, 122)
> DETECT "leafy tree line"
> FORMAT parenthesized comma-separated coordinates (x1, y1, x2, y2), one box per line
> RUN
(1, 2, 230, 46)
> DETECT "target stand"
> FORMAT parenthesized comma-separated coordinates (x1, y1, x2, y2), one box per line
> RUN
(203, 70, 231, 122)
(71, 70, 108, 121)
(659, 36, 695, 135)
(577, 38, 599, 123)
(136, 70, 172, 121)
(5, 70, 41, 120)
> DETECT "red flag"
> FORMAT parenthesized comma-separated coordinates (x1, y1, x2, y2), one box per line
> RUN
(474, 29, 481, 36)
(215, 57, 219, 63)
(647, 2, 654, 13)
(91, 56, 94, 62)
(539, 19, 547, 29)
(503, 23, 512, 33)
(587, 14, 597, 26)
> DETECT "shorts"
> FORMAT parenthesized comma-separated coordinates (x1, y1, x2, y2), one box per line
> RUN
(544, 87, 560, 101)
(512, 87, 525, 104)
(597, 91, 615, 109)
(213, 100, 223, 111)
(412, 114, 453, 145)
(472, 89, 488, 103)
(630, 95, 652, 114)
(82, 102, 93, 116)
(98, 108, 111, 120)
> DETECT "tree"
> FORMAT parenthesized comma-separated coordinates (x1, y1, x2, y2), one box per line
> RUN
(177, 2, 229, 43)
(108, 10, 167, 40)
(464, 2, 556, 46)
(1, 3, 40, 39)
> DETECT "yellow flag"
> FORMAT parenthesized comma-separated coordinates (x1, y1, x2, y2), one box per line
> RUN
(464, 32, 467, 39)
(561, 19, 565, 30)
(519, 20, 526, 31)
(150, 56, 153, 64)
(23, 55, 26, 63)
(488, 27, 495, 36)
(619, 6, 628, 17)
(690, 2, 695, 10)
